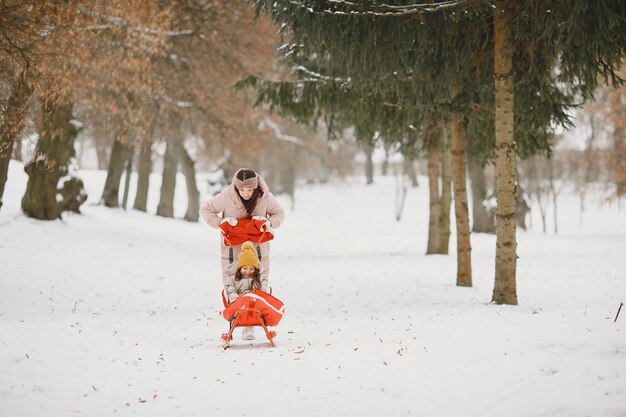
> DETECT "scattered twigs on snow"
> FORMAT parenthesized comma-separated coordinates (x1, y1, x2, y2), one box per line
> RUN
(614, 302, 624, 323)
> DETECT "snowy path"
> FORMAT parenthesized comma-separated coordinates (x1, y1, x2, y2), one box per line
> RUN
(1, 164, 625, 417)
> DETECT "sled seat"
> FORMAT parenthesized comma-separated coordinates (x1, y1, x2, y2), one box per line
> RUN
(220, 289, 284, 348)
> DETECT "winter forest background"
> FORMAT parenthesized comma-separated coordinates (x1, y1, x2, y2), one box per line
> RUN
(1, 1, 625, 417)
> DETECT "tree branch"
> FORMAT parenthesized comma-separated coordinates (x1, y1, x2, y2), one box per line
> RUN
(285, 0, 469, 16)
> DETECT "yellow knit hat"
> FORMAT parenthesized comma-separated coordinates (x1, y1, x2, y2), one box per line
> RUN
(237, 241, 259, 269)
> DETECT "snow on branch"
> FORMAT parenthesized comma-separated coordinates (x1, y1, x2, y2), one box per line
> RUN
(151, 94, 195, 108)
(261, 118, 306, 146)
(286, 0, 469, 16)
(140, 28, 195, 37)
(293, 65, 349, 84)
(78, 6, 192, 37)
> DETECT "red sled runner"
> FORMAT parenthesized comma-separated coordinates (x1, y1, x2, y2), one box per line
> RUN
(220, 289, 285, 348)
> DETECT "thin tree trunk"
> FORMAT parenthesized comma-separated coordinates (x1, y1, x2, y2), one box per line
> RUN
(611, 91, 626, 198)
(177, 141, 200, 222)
(76, 135, 86, 167)
(95, 139, 109, 171)
(282, 146, 297, 210)
(365, 142, 374, 184)
(426, 147, 441, 254)
(552, 190, 558, 234)
(11, 138, 22, 161)
(101, 135, 132, 208)
(516, 189, 529, 231)
(404, 156, 418, 187)
(0, 75, 30, 211)
(548, 158, 558, 234)
(381, 146, 390, 176)
(121, 155, 133, 211)
(492, 1, 518, 304)
(450, 116, 472, 287)
(0, 146, 13, 212)
(21, 95, 78, 220)
(437, 125, 453, 254)
(469, 155, 495, 233)
(156, 139, 177, 218)
(133, 140, 153, 212)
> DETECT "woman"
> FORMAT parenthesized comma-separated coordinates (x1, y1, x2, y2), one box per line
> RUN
(200, 168, 285, 285)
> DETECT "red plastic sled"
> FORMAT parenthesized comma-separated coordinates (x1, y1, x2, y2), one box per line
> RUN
(220, 289, 285, 348)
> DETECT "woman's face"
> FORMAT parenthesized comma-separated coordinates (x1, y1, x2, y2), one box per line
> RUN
(241, 265, 255, 277)
(238, 186, 254, 201)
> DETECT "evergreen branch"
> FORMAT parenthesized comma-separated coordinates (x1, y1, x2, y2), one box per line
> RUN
(326, 0, 467, 12)
(293, 65, 349, 83)
(285, 0, 470, 16)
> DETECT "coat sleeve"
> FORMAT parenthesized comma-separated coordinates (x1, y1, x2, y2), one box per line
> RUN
(259, 264, 269, 293)
(265, 192, 285, 229)
(199, 191, 226, 229)
(223, 262, 239, 304)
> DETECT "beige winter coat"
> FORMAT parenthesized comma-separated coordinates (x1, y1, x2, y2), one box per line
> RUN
(222, 262, 269, 304)
(199, 172, 285, 282)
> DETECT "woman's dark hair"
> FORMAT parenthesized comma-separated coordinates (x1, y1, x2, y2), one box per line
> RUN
(235, 266, 261, 290)
(236, 169, 264, 217)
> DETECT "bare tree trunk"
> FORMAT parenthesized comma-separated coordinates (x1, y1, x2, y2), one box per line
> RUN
(552, 189, 558, 234)
(177, 142, 200, 222)
(95, 139, 109, 171)
(450, 116, 472, 287)
(516, 181, 530, 231)
(548, 158, 559, 234)
(426, 147, 441, 254)
(1, 145, 13, 212)
(0, 75, 30, 211)
(101, 135, 132, 208)
(492, 1, 518, 304)
(11, 137, 22, 161)
(611, 91, 626, 199)
(21, 95, 78, 220)
(133, 140, 153, 212)
(282, 146, 297, 210)
(469, 155, 495, 233)
(121, 155, 133, 211)
(381, 144, 390, 176)
(156, 138, 177, 218)
(404, 156, 418, 187)
(364, 142, 374, 185)
(437, 126, 452, 254)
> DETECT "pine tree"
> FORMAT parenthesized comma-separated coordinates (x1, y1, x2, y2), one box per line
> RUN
(246, 0, 626, 303)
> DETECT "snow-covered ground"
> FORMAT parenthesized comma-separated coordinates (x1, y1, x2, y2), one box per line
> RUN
(1, 160, 625, 417)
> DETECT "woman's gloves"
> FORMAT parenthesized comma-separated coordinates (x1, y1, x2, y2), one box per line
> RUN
(220, 217, 238, 226)
(252, 215, 269, 225)
(252, 216, 272, 232)
(221, 216, 271, 230)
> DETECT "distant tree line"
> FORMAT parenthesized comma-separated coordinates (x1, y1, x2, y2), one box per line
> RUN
(0, 1, 340, 221)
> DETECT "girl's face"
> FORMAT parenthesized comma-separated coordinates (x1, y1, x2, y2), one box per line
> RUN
(241, 265, 256, 277)
(238, 186, 254, 201)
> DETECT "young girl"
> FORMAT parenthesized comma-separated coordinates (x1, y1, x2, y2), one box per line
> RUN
(223, 241, 268, 340)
